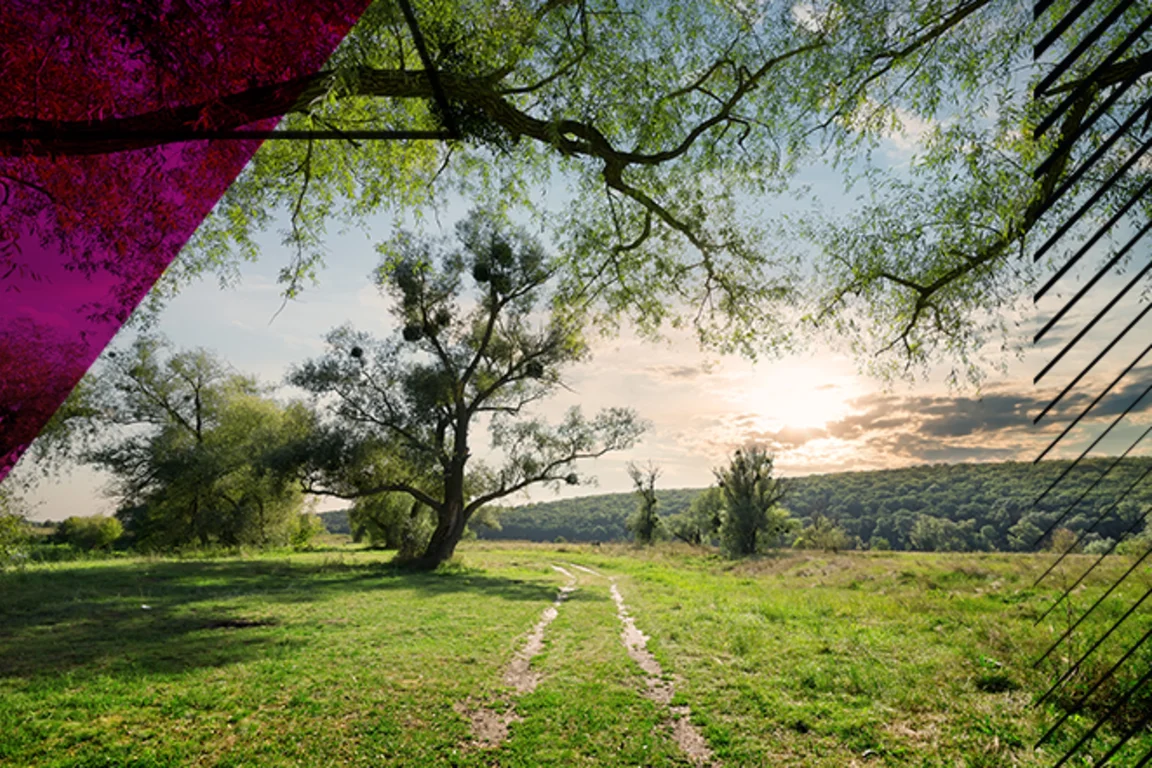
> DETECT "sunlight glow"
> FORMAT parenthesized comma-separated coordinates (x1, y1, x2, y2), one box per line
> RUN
(729, 366, 860, 432)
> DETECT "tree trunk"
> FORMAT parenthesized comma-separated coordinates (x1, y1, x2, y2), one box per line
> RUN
(411, 457, 469, 569)
(414, 507, 467, 569)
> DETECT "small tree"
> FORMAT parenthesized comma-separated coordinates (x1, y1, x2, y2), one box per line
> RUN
(41, 337, 310, 550)
(287, 211, 646, 569)
(868, 536, 891, 552)
(667, 486, 722, 546)
(715, 446, 789, 557)
(794, 513, 851, 552)
(626, 462, 662, 545)
(289, 513, 325, 551)
(1046, 528, 1081, 555)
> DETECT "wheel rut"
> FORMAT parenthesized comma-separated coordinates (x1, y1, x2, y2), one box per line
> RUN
(457, 563, 717, 766)
(610, 577, 719, 767)
(456, 565, 576, 750)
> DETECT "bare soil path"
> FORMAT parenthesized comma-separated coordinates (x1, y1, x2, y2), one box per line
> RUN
(609, 576, 719, 767)
(458, 562, 718, 765)
(456, 565, 577, 749)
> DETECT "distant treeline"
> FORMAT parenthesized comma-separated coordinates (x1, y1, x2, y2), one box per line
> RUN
(318, 510, 353, 535)
(457, 459, 1152, 552)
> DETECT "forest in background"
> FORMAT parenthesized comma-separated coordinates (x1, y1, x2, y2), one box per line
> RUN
(319, 458, 1152, 552)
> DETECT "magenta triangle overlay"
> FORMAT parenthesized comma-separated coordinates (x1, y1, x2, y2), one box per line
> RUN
(0, 1, 373, 480)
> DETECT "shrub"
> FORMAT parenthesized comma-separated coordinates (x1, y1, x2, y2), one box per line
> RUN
(794, 513, 851, 552)
(0, 491, 29, 567)
(53, 515, 123, 551)
(290, 513, 326, 550)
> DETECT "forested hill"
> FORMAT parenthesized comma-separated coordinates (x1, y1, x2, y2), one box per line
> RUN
(473, 458, 1152, 552)
(478, 488, 700, 543)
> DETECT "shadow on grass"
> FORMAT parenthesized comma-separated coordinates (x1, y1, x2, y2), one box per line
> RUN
(0, 557, 573, 681)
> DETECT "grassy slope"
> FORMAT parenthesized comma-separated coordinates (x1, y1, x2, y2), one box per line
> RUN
(1, 544, 1149, 766)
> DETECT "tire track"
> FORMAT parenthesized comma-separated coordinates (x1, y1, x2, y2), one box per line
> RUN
(610, 578, 718, 767)
(456, 565, 577, 749)
(504, 565, 576, 694)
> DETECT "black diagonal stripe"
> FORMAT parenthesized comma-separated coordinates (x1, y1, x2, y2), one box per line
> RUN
(1036, 624, 1152, 747)
(1033, 132, 1152, 269)
(1035, 0, 1100, 59)
(1132, 740, 1152, 768)
(1033, 301, 1152, 421)
(1034, 73, 1141, 180)
(1033, 343, 1152, 470)
(1031, 3, 1152, 763)
(1030, 426, 1152, 561)
(1037, 503, 1152, 624)
(1034, 217, 1152, 345)
(1034, 581, 1152, 702)
(1051, 664, 1152, 767)
(1088, 692, 1152, 767)
(1033, 0, 1139, 100)
(1035, 8, 1152, 139)
(1033, 247, 1152, 389)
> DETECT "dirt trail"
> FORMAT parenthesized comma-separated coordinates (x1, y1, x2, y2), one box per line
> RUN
(504, 565, 576, 694)
(610, 579, 718, 767)
(458, 565, 577, 749)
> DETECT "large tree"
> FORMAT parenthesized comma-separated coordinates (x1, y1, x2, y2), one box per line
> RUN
(286, 211, 646, 568)
(47, 337, 314, 549)
(7, 0, 1145, 379)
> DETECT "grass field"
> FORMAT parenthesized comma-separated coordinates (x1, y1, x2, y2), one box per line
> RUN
(2, 543, 1150, 766)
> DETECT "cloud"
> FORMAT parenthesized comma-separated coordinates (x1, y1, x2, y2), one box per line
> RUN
(790, 2, 835, 33)
(884, 106, 937, 153)
(740, 424, 829, 449)
(646, 364, 709, 381)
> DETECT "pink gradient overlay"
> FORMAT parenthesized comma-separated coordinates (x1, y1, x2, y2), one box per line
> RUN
(0, 1, 372, 477)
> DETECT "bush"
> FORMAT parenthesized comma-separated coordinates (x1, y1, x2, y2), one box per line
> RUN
(52, 515, 123, 551)
(794, 514, 851, 552)
(1083, 537, 1115, 556)
(1116, 531, 1152, 557)
(1046, 527, 1080, 554)
(0, 495, 29, 568)
(290, 513, 326, 550)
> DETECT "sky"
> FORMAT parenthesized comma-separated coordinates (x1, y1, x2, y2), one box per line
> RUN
(14, 104, 1152, 522)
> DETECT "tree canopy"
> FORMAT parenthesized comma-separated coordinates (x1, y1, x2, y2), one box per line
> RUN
(715, 446, 791, 556)
(8, 0, 1145, 381)
(37, 337, 315, 550)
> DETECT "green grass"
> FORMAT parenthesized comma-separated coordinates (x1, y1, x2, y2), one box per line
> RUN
(2, 544, 1150, 766)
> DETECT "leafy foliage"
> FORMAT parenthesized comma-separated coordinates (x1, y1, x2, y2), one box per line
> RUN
(666, 485, 722, 546)
(51, 516, 123, 552)
(287, 211, 646, 567)
(41, 337, 311, 550)
(0, 487, 28, 566)
(625, 462, 662, 545)
(715, 446, 790, 557)
(25, 0, 1136, 379)
(793, 513, 851, 552)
